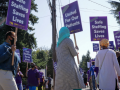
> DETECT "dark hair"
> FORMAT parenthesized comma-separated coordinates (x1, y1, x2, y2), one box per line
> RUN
(92, 62, 95, 65)
(5, 31, 15, 40)
(116, 51, 120, 58)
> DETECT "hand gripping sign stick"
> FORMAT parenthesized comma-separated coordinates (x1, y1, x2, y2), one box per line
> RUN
(73, 33, 80, 64)
(12, 27, 18, 66)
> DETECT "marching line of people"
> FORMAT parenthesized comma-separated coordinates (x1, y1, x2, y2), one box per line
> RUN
(0, 31, 52, 90)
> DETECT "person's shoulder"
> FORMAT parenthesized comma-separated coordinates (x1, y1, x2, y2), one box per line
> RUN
(108, 49, 116, 54)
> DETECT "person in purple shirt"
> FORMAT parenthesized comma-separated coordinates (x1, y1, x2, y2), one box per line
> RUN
(26, 63, 40, 90)
(15, 67, 24, 90)
(38, 67, 44, 90)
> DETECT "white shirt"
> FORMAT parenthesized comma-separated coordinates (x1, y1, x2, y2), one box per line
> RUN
(95, 49, 120, 90)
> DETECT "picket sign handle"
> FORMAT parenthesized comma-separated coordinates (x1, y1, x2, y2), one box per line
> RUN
(73, 33, 79, 64)
(27, 62, 28, 68)
(99, 41, 101, 50)
(12, 28, 18, 66)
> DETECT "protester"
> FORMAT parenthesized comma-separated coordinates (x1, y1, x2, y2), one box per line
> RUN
(90, 62, 96, 90)
(15, 67, 24, 90)
(95, 39, 120, 90)
(48, 75, 52, 90)
(87, 70, 92, 90)
(94, 67, 99, 89)
(116, 51, 120, 66)
(0, 31, 20, 90)
(38, 67, 44, 90)
(42, 75, 45, 90)
(55, 27, 85, 90)
(26, 63, 40, 90)
(83, 72, 88, 87)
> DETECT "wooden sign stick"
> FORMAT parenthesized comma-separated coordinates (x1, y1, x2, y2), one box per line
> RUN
(27, 62, 28, 68)
(73, 33, 80, 64)
(99, 41, 101, 50)
(12, 28, 18, 66)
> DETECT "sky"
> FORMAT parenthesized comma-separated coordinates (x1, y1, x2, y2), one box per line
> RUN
(31, 0, 119, 65)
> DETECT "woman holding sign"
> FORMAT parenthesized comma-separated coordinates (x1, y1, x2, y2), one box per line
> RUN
(55, 27, 85, 90)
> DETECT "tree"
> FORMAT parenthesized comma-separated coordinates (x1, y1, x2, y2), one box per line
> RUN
(80, 51, 91, 72)
(109, 1, 120, 24)
(32, 48, 49, 68)
(0, 0, 39, 76)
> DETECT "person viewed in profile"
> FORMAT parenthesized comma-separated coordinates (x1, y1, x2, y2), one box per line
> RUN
(55, 27, 85, 90)
(26, 63, 40, 90)
(83, 72, 88, 87)
(15, 67, 24, 90)
(116, 51, 120, 66)
(95, 39, 120, 90)
(90, 62, 96, 90)
(0, 31, 20, 90)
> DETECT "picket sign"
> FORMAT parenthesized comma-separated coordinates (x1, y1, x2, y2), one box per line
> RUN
(12, 28, 18, 66)
(73, 34, 79, 64)
(61, 1, 83, 64)
(6, 0, 32, 66)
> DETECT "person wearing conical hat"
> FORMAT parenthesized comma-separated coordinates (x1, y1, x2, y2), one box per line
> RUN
(95, 39, 120, 90)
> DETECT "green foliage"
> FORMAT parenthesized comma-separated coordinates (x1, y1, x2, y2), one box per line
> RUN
(32, 47, 53, 78)
(80, 51, 91, 72)
(32, 48, 49, 68)
(0, 0, 38, 76)
(109, 1, 120, 24)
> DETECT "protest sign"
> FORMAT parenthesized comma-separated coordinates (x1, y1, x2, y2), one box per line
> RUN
(90, 17, 109, 41)
(61, 1, 83, 34)
(114, 31, 120, 50)
(23, 47, 32, 63)
(15, 49, 21, 63)
(6, 0, 31, 30)
(87, 62, 90, 68)
(108, 41, 114, 50)
(93, 43, 99, 52)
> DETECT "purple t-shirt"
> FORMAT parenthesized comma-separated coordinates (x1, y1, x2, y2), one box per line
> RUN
(39, 72, 43, 82)
(94, 67, 99, 77)
(28, 69, 39, 86)
(15, 71, 23, 84)
(87, 70, 90, 81)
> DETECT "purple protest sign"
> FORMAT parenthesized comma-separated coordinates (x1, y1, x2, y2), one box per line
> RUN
(23, 47, 32, 63)
(61, 1, 83, 34)
(93, 43, 99, 52)
(6, 0, 31, 30)
(15, 49, 21, 63)
(114, 31, 120, 50)
(108, 41, 114, 50)
(90, 17, 109, 41)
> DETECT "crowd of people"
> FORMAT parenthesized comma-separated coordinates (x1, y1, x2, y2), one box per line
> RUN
(0, 31, 52, 90)
(1, 28, 120, 90)
(16, 63, 52, 90)
(82, 39, 120, 90)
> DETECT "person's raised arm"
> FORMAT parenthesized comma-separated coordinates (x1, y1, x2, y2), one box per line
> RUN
(66, 39, 78, 57)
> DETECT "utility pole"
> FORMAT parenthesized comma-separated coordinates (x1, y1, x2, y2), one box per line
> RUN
(52, 0, 56, 89)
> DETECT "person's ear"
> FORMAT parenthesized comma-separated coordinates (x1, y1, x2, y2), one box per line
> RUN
(8, 36, 12, 40)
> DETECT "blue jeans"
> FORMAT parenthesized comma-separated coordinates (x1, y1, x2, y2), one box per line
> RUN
(92, 75, 96, 90)
(29, 86, 36, 90)
(17, 83, 23, 90)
